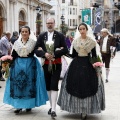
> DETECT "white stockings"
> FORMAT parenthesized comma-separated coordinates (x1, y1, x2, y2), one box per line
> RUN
(47, 90, 58, 112)
(106, 68, 110, 80)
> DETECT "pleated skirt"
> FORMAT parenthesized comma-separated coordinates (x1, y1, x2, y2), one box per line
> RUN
(57, 73, 105, 114)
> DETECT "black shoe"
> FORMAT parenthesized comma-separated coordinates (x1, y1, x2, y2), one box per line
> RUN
(106, 79, 108, 83)
(48, 108, 52, 115)
(26, 108, 32, 112)
(0, 86, 1, 88)
(14, 109, 22, 113)
(0, 77, 5, 81)
(51, 111, 57, 118)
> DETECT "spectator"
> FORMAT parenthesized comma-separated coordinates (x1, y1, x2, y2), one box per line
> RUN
(10, 31, 19, 45)
(65, 35, 71, 50)
(116, 35, 120, 51)
(99, 28, 116, 83)
(0, 31, 12, 81)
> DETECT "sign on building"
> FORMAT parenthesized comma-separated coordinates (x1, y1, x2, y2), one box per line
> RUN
(82, 9, 91, 25)
(94, 8, 102, 33)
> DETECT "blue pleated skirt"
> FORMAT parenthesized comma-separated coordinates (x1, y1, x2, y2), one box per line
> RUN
(3, 57, 48, 109)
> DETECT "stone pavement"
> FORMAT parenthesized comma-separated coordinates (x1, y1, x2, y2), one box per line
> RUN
(0, 52, 120, 120)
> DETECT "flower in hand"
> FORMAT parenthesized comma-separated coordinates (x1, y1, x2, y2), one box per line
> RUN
(93, 62, 104, 68)
(0, 55, 13, 78)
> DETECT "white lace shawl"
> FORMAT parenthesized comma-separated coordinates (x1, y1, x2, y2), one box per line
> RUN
(13, 38, 36, 57)
(70, 24, 102, 59)
(73, 36, 96, 56)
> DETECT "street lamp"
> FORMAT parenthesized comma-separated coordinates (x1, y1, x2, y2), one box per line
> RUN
(36, 5, 42, 36)
(93, 3, 99, 8)
(60, 15, 65, 33)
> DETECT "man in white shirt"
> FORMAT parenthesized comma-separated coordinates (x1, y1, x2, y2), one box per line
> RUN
(99, 28, 116, 83)
(35, 17, 68, 118)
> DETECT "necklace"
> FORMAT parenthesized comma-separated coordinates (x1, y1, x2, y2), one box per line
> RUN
(80, 41, 84, 45)
(80, 39, 86, 45)
(21, 39, 28, 45)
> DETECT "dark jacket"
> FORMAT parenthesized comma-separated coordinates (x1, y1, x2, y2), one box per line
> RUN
(10, 36, 18, 44)
(99, 35, 116, 54)
(34, 31, 68, 59)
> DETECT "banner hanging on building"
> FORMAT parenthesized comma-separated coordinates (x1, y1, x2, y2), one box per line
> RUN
(82, 9, 91, 25)
(94, 8, 102, 33)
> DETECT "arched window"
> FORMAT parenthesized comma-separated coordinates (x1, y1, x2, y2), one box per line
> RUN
(19, 10, 26, 28)
(19, 11, 25, 21)
(0, 6, 2, 17)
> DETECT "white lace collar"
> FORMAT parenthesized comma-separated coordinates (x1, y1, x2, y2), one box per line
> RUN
(13, 38, 36, 57)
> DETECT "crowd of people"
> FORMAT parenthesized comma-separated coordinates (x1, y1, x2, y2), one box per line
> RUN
(0, 17, 117, 120)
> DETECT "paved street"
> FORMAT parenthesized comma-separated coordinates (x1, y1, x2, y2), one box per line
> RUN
(0, 52, 120, 120)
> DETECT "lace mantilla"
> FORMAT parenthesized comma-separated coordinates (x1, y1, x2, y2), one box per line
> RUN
(13, 38, 36, 57)
(73, 36, 96, 56)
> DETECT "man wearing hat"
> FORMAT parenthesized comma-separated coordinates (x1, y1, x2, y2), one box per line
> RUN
(99, 28, 116, 83)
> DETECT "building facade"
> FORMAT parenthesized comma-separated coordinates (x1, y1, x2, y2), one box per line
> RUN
(93, 0, 120, 34)
(49, 0, 84, 36)
(0, 0, 52, 37)
(49, 0, 120, 35)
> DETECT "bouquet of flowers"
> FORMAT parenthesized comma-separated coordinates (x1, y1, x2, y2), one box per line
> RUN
(45, 41, 55, 72)
(45, 41, 63, 73)
(0, 55, 13, 78)
(90, 55, 103, 66)
(90, 55, 103, 85)
(90, 55, 103, 72)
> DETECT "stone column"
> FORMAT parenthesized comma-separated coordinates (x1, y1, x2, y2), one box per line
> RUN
(6, 0, 10, 31)
(13, 1, 18, 32)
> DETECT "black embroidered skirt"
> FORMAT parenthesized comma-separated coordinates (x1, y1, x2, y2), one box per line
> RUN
(66, 56, 98, 99)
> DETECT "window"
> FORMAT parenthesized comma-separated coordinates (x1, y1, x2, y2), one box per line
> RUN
(62, 0, 65, 3)
(19, 11, 25, 21)
(70, 19, 72, 26)
(73, 19, 75, 26)
(73, 8, 75, 14)
(0, 6, 2, 17)
(70, 0, 73, 5)
(70, 8, 72, 15)
(50, 10, 55, 15)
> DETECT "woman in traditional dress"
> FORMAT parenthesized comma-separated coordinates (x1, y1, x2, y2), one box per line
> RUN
(57, 23, 105, 120)
(3, 26, 48, 114)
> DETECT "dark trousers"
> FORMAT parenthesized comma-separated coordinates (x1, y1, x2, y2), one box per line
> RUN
(102, 53, 111, 68)
(43, 64, 61, 91)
